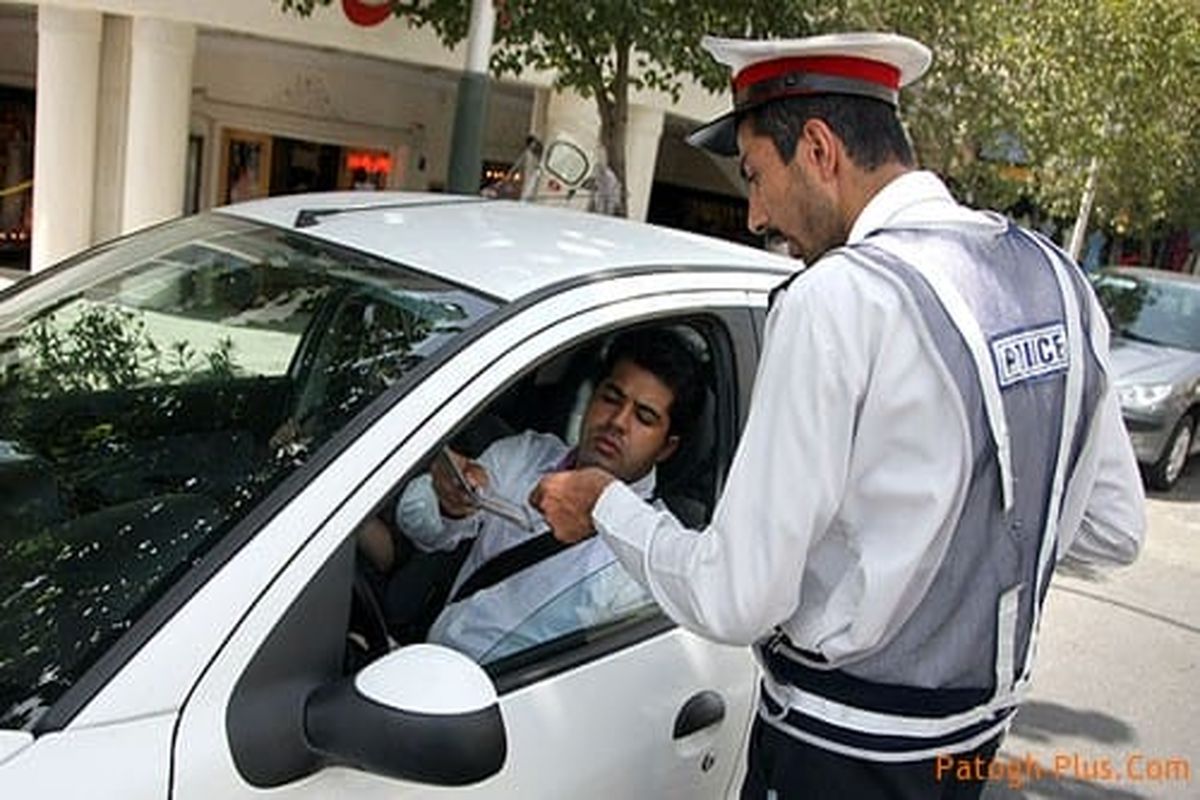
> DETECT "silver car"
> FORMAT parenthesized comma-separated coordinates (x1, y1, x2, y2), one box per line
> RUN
(1092, 267, 1200, 490)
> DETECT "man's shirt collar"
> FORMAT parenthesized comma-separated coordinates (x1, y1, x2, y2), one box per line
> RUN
(847, 170, 957, 244)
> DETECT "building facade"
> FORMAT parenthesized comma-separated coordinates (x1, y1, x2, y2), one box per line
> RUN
(0, 0, 748, 273)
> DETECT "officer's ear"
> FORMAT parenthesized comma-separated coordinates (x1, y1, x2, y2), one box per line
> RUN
(796, 118, 840, 181)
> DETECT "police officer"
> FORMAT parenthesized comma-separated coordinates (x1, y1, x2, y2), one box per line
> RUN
(531, 31, 1145, 798)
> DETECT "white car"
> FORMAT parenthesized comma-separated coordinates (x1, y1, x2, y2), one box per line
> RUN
(0, 193, 791, 798)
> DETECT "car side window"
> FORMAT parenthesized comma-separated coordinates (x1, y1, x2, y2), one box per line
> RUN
(351, 315, 742, 681)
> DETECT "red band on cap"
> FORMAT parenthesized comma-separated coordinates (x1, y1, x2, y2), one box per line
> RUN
(733, 56, 901, 93)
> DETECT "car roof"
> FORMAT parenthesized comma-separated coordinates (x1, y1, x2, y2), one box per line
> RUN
(217, 192, 792, 302)
(1098, 265, 1200, 287)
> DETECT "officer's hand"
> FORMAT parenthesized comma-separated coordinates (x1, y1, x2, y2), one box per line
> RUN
(530, 467, 616, 544)
(430, 448, 490, 519)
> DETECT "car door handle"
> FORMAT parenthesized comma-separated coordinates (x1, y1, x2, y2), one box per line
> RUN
(673, 690, 726, 739)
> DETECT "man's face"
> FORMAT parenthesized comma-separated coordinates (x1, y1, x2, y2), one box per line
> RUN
(576, 359, 680, 482)
(737, 118, 844, 265)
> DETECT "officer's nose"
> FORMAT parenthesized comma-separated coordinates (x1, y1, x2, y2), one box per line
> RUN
(747, 194, 768, 236)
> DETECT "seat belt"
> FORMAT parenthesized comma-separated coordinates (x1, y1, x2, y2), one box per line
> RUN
(449, 531, 571, 604)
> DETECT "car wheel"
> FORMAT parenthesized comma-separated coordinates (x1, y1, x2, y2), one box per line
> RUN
(1147, 414, 1194, 491)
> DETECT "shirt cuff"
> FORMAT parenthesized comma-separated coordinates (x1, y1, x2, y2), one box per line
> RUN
(594, 481, 660, 574)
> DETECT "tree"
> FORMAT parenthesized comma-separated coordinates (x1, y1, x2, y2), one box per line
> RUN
(278, 0, 819, 215)
(999, 0, 1200, 241)
(836, 0, 1200, 241)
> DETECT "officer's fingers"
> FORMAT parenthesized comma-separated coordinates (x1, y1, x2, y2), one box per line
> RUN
(532, 474, 591, 543)
(530, 472, 569, 512)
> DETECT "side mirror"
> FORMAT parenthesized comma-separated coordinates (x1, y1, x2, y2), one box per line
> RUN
(305, 644, 506, 786)
(542, 140, 590, 187)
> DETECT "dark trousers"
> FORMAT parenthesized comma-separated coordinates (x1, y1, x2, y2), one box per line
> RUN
(741, 716, 1003, 799)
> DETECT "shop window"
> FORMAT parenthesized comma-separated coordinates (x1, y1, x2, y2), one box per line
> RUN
(272, 136, 342, 196)
(0, 86, 34, 270)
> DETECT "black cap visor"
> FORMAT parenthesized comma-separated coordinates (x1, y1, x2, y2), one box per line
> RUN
(685, 110, 740, 156)
(686, 73, 900, 157)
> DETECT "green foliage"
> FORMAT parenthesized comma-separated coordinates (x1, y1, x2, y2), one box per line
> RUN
(1000, 0, 1200, 236)
(8, 304, 239, 398)
(819, 0, 1199, 235)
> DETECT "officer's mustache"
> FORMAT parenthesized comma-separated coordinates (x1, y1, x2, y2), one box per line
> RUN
(764, 230, 795, 257)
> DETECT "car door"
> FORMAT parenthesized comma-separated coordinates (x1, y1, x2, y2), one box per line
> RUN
(170, 272, 774, 800)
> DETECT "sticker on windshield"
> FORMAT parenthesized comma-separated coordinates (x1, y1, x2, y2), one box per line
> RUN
(991, 323, 1069, 388)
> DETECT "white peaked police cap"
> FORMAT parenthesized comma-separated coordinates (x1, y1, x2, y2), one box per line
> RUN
(686, 32, 932, 156)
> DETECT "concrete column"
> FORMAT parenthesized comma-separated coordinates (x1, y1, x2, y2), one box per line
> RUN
(624, 103, 665, 222)
(539, 89, 601, 161)
(31, 7, 102, 271)
(93, 15, 132, 243)
(121, 16, 196, 234)
(446, 0, 494, 193)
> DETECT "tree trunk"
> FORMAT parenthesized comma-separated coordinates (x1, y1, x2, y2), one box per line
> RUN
(593, 41, 630, 217)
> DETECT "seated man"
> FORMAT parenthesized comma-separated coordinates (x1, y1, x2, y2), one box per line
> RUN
(362, 328, 703, 663)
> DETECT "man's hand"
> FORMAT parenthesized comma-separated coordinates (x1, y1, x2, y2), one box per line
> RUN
(269, 417, 302, 451)
(430, 448, 490, 519)
(530, 467, 616, 543)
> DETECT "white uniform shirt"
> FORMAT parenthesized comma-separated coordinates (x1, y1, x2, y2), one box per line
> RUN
(398, 431, 651, 662)
(593, 171, 1145, 663)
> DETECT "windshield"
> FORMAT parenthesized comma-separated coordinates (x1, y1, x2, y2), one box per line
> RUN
(1092, 272, 1200, 353)
(0, 213, 497, 730)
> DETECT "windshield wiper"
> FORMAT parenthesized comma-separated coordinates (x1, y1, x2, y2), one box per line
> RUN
(1119, 329, 1169, 347)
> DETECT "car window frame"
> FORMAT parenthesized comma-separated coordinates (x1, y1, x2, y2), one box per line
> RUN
(374, 306, 758, 692)
(164, 275, 774, 792)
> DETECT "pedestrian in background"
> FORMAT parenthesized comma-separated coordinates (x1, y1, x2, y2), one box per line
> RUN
(532, 31, 1145, 799)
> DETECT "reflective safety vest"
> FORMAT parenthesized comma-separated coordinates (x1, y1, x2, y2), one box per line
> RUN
(757, 217, 1107, 762)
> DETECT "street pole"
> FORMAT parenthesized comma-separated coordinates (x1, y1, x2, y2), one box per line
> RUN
(1067, 156, 1100, 263)
(446, 0, 495, 194)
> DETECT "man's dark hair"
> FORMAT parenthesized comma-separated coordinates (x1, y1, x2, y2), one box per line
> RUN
(599, 328, 705, 440)
(745, 94, 915, 170)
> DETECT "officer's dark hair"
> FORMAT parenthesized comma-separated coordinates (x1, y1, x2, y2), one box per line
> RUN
(599, 328, 704, 440)
(745, 94, 915, 170)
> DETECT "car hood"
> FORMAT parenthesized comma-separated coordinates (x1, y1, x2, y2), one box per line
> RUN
(1109, 337, 1200, 385)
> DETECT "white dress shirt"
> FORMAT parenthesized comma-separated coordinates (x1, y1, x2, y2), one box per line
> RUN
(593, 171, 1145, 663)
(398, 430, 651, 662)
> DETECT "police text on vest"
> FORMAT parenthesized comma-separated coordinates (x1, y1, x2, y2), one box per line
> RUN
(991, 323, 1069, 388)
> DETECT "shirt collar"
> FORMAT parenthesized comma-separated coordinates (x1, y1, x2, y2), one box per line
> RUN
(846, 170, 957, 244)
(628, 467, 657, 500)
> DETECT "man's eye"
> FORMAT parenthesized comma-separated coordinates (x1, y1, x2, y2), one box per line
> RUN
(636, 410, 658, 426)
